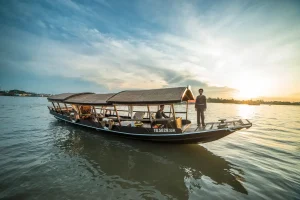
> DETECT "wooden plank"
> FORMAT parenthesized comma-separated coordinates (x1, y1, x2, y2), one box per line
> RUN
(182, 123, 192, 132)
(205, 120, 242, 125)
(110, 104, 176, 107)
(109, 118, 171, 122)
(156, 111, 186, 114)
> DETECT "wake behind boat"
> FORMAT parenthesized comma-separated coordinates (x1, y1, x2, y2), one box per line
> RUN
(47, 86, 252, 143)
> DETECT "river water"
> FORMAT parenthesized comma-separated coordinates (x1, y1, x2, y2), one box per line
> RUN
(0, 97, 299, 199)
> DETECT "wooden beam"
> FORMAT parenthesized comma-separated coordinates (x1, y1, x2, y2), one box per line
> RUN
(114, 105, 121, 126)
(92, 106, 100, 124)
(182, 123, 191, 133)
(101, 106, 104, 115)
(128, 105, 133, 118)
(186, 101, 188, 120)
(52, 102, 57, 112)
(147, 105, 152, 128)
(76, 105, 81, 117)
(93, 106, 97, 116)
(171, 104, 176, 119)
(110, 118, 170, 122)
(147, 105, 151, 118)
(64, 103, 69, 113)
(57, 102, 62, 114)
(171, 104, 177, 128)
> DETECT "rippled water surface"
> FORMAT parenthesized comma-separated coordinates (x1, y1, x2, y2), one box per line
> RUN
(0, 97, 299, 199)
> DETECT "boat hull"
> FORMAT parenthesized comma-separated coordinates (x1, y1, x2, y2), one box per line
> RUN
(50, 111, 236, 144)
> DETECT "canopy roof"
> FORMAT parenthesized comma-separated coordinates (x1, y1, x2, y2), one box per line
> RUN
(48, 87, 195, 105)
(47, 92, 93, 102)
(64, 93, 116, 105)
(107, 87, 194, 104)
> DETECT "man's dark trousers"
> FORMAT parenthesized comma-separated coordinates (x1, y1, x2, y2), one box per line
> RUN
(197, 108, 205, 126)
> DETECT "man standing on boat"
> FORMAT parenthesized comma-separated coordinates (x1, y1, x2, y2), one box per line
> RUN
(195, 88, 207, 127)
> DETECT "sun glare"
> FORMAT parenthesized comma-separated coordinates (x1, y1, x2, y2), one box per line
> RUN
(232, 75, 273, 100)
(238, 105, 254, 119)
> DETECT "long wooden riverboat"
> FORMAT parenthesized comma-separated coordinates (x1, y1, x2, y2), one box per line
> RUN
(47, 87, 252, 143)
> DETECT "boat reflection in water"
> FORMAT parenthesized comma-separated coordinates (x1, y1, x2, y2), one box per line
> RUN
(52, 121, 248, 199)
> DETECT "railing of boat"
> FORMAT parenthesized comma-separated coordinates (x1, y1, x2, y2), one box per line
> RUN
(204, 119, 252, 130)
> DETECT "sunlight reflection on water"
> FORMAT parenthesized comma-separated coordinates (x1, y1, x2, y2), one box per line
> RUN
(237, 104, 255, 119)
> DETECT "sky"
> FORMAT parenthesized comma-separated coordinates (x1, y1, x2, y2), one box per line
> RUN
(0, 0, 300, 101)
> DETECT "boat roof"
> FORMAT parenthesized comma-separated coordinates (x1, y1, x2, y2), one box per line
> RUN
(47, 92, 94, 102)
(48, 86, 195, 105)
(64, 93, 116, 105)
(107, 87, 195, 104)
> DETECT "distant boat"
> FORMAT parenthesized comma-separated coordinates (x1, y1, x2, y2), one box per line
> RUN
(47, 86, 252, 144)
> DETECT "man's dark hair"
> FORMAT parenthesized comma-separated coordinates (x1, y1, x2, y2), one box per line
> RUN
(199, 88, 204, 92)
(160, 105, 164, 108)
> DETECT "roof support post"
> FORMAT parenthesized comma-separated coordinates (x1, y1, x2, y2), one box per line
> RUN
(128, 105, 133, 118)
(64, 103, 69, 113)
(171, 104, 177, 128)
(76, 105, 81, 117)
(147, 105, 152, 128)
(52, 102, 57, 112)
(186, 101, 188, 120)
(92, 106, 100, 124)
(57, 102, 62, 114)
(100, 106, 104, 115)
(114, 105, 121, 126)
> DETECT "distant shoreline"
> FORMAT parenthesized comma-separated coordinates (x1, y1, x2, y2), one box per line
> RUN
(0, 89, 50, 97)
(209, 102, 299, 106)
(188, 98, 300, 106)
(0, 95, 48, 98)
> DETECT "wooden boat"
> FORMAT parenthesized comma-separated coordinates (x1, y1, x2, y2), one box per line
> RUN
(47, 87, 252, 143)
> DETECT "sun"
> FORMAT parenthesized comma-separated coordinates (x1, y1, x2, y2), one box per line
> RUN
(235, 82, 263, 99)
(232, 76, 272, 100)
(236, 90, 261, 99)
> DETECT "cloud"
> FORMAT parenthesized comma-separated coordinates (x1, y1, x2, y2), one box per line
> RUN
(0, 0, 300, 99)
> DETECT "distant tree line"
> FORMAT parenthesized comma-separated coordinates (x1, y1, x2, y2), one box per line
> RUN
(207, 97, 300, 106)
(0, 89, 50, 97)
